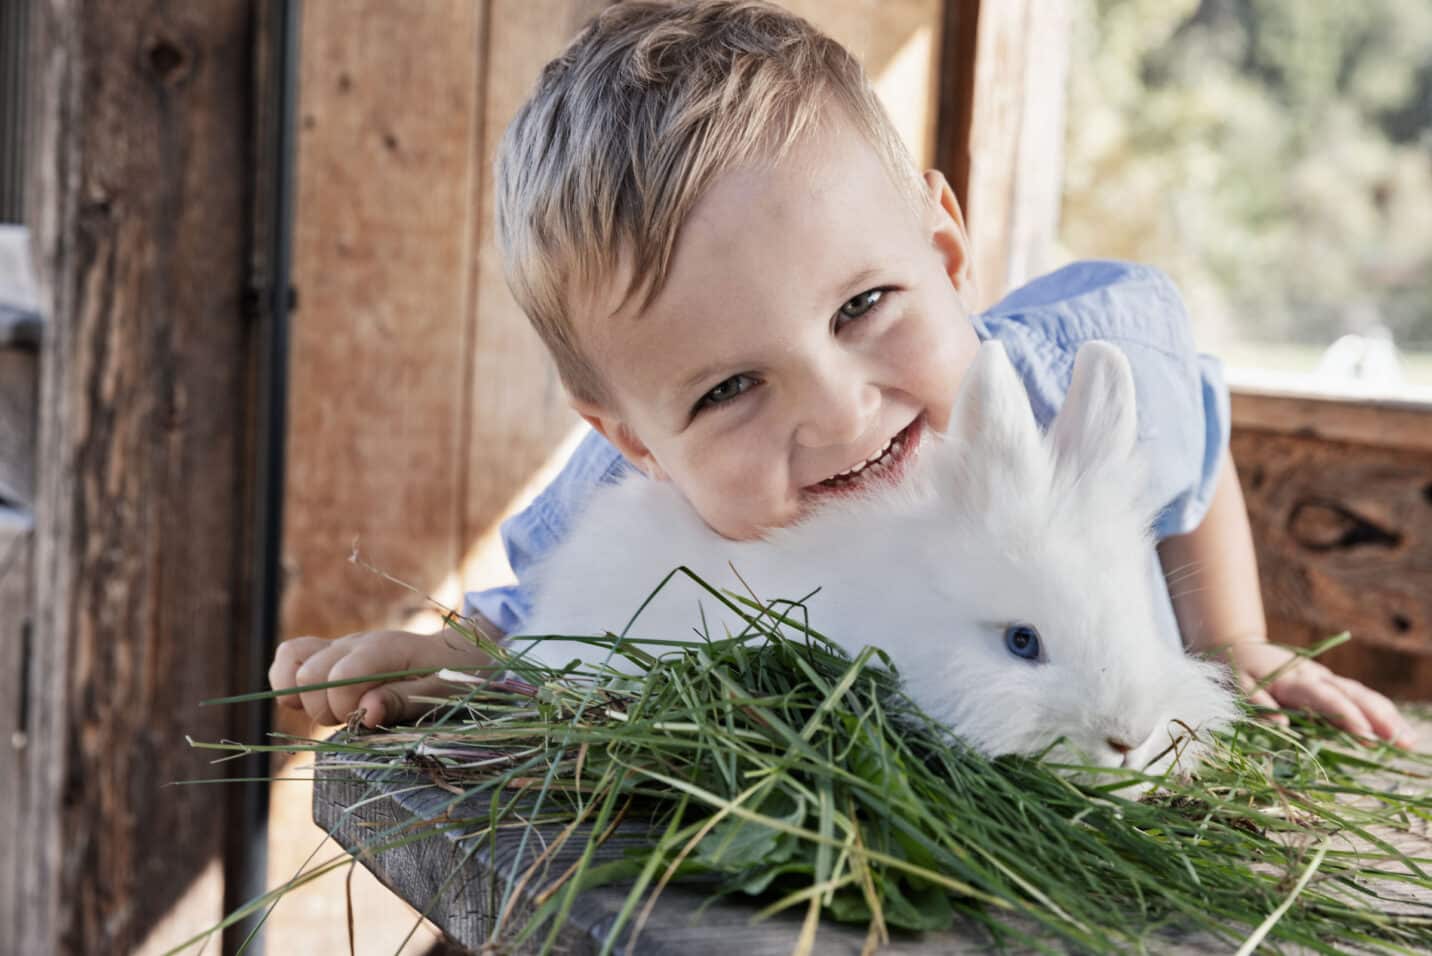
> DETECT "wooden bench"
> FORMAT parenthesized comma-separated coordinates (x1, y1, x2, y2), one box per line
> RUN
(312, 715, 1432, 954)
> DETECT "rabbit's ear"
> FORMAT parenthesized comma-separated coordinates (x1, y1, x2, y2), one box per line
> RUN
(949, 341, 1046, 505)
(1048, 341, 1138, 484)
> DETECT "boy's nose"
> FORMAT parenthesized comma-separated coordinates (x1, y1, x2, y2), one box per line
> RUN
(793, 378, 881, 449)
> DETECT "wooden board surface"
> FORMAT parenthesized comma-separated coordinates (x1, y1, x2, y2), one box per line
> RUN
(1230, 392, 1432, 697)
(313, 720, 1432, 954)
(21, 2, 258, 952)
(283, 0, 487, 644)
(1232, 425, 1432, 699)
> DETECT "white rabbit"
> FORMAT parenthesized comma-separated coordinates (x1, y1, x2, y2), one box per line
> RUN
(514, 340, 1239, 778)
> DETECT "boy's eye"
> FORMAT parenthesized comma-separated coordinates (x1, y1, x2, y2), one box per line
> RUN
(695, 373, 757, 413)
(836, 288, 886, 327)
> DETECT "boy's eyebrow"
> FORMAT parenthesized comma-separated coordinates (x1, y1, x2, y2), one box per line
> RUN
(831, 266, 882, 301)
(675, 360, 733, 398)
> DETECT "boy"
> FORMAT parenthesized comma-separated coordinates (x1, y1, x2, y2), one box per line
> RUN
(270, 0, 1412, 747)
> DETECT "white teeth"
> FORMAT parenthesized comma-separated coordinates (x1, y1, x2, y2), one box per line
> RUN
(822, 434, 902, 484)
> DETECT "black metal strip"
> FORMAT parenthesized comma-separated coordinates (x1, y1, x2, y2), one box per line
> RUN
(223, 2, 300, 953)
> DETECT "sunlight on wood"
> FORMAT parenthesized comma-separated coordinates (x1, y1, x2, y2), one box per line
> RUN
(872, 24, 936, 168)
(133, 859, 223, 956)
(265, 757, 446, 955)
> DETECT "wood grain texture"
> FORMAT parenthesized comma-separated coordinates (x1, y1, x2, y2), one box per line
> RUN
(1232, 389, 1432, 455)
(22, 2, 257, 951)
(1231, 418, 1432, 699)
(282, 0, 486, 645)
(313, 733, 1432, 955)
(313, 755, 999, 954)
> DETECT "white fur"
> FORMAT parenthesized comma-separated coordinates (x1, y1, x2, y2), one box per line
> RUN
(515, 341, 1238, 778)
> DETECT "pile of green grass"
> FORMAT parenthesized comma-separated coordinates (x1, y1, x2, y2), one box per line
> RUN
(188, 581, 1432, 955)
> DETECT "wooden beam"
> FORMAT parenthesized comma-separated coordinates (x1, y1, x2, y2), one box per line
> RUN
(1230, 394, 1432, 698)
(935, 0, 1071, 310)
(21, 2, 259, 952)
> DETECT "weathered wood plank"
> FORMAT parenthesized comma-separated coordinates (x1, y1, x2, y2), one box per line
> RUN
(314, 730, 1432, 955)
(1231, 421, 1432, 699)
(22, 2, 258, 952)
(283, 0, 486, 645)
(313, 754, 996, 954)
(1232, 388, 1432, 455)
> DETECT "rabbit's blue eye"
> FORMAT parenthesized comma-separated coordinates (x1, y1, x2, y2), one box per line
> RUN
(1004, 624, 1042, 661)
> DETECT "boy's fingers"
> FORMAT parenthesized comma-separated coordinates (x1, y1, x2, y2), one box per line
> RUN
(269, 636, 329, 710)
(356, 685, 401, 728)
(294, 642, 351, 725)
(1276, 679, 1375, 741)
(1245, 688, 1288, 725)
(355, 676, 451, 729)
(1331, 676, 1414, 747)
(325, 649, 413, 726)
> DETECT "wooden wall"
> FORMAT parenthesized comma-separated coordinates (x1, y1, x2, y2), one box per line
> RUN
(20, 1, 262, 953)
(279, 0, 948, 665)
(281, 0, 609, 651)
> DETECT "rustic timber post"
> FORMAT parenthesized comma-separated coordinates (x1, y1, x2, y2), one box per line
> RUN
(936, 0, 1071, 310)
(20, 2, 273, 952)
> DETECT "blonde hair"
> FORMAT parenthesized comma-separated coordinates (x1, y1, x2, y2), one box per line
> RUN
(495, 0, 926, 405)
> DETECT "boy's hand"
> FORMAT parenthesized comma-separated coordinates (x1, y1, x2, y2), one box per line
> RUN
(268, 627, 494, 729)
(1219, 640, 1416, 748)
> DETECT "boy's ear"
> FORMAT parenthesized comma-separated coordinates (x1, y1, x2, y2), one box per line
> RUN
(570, 398, 669, 481)
(923, 169, 976, 302)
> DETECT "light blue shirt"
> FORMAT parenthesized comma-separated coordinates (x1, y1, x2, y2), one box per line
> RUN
(464, 261, 1230, 649)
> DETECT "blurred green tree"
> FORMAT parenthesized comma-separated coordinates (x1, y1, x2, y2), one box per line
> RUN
(1060, 0, 1432, 364)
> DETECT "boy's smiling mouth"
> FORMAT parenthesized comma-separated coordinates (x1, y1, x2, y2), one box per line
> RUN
(807, 417, 924, 494)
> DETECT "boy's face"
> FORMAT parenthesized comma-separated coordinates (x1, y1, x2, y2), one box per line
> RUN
(573, 115, 980, 540)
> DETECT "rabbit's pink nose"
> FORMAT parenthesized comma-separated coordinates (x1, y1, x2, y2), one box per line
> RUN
(1106, 737, 1134, 754)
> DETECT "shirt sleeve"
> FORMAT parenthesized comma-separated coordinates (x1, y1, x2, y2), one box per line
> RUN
(461, 428, 631, 634)
(976, 260, 1231, 542)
